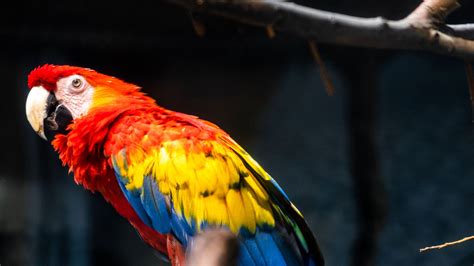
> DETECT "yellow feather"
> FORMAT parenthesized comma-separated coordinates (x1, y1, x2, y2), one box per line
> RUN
(224, 156, 241, 185)
(193, 197, 206, 230)
(188, 152, 206, 170)
(215, 156, 232, 198)
(159, 146, 170, 164)
(244, 175, 268, 201)
(195, 158, 218, 194)
(181, 190, 193, 220)
(117, 138, 277, 234)
(159, 180, 170, 195)
(242, 186, 275, 227)
(239, 187, 257, 233)
(185, 153, 203, 195)
(226, 189, 251, 232)
(204, 196, 229, 226)
(115, 153, 127, 176)
(153, 152, 168, 183)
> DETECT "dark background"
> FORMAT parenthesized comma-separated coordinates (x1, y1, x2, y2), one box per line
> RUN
(1, 0, 474, 265)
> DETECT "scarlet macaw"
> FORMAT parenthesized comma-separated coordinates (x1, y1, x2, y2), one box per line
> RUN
(25, 64, 324, 266)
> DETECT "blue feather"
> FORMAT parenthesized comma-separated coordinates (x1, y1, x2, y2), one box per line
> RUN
(141, 175, 171, 233)
(239, 228, 307, 266)
(242, 235, 266, 265)
(254, 230, 286, 265)
(238, 242, 256, 266)
(270, 230, 301, 266)
(112, 152, 321, 266)
(269, 178, 290, 201)
(116, 174, 152, 227)
(169, 207, 193, 245)
(307, 258, 317, 266)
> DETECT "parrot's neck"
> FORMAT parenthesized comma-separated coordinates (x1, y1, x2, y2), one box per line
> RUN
(52, 96, 161, 191)
(52, 95, 171, 255)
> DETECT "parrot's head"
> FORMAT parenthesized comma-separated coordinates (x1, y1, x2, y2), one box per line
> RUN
(25, 64, 146, 141)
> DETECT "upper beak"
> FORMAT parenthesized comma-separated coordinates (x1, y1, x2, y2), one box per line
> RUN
(26, 86, 73, 141)
(26, 86, 49, 140)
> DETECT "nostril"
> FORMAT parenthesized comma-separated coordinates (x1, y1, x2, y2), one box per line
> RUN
(45, 113, 58, 131)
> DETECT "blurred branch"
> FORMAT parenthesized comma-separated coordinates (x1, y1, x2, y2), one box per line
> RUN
(186, 228, 239, 266)
(190, 13, 207, 37)
(308, 40, 335, 96)
(465, 61, 474, 122)
(344, 54, 387, 266)
(420, 235, 474, 252)
(166, 0, 474, 59)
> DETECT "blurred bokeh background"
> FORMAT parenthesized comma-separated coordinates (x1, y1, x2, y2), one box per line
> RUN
(1, 0, 474, 265)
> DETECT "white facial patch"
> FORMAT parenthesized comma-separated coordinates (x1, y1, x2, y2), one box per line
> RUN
(55, 75, 94, 119)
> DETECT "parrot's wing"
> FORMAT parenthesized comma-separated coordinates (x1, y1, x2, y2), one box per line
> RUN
(220, 135, 324, 266)
(110, 127, 323, 266)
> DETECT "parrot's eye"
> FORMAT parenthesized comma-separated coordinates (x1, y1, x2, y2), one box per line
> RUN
(71, 78, 82, 88)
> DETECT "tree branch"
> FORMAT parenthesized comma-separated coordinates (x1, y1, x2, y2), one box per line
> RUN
(405, 0, 459, 26)
(166, 0, 474, 59)
(450, 24, 474, 40)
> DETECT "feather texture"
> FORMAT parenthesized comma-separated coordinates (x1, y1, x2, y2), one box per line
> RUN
(106, 109, 324, 265)
(28, 64, 324, 266)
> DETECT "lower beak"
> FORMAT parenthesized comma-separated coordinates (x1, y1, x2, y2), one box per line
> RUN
(26, 86, 73, 141)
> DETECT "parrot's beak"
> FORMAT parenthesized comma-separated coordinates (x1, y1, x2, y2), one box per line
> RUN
(26, 86, 73, 141)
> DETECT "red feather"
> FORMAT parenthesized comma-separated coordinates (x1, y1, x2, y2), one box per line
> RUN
(30, 65, 170, 258)
(30, 64, 227, 264)
(28, 64, 142, 95)
(28, 64, 92, 90)
(51, 104, 171, 256)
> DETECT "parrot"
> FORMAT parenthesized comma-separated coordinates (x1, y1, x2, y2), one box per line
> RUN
(25, 64, 324, 266)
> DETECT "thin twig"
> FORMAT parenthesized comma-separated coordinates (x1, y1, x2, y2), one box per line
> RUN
(308, 40, 335, 96)
(420, 235, 474, 252)
(266, 25, 276, 39)
(190, 13, 207, 37)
